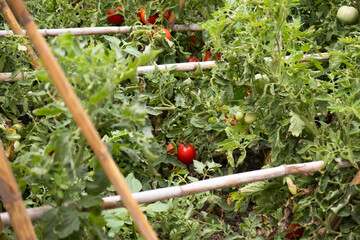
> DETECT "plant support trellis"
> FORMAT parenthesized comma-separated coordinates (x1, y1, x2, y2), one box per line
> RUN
(0, 159, 354, 227)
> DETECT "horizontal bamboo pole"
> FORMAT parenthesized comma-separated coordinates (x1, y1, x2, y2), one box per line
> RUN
(0, 24, 201, 37)
(0, 53, 331, 81)
(0, 159, 353, 226)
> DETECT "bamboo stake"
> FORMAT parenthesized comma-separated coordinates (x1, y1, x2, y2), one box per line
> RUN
(0, 24, 202, 37)
(0, 140, 37, 239)
(0, 0, 40, 69)
(0, 159, 354, 227)
(317, 169, 360, 237)
(0, 52, 331, 81)
(167, 0, 186, 29)
(5, 0, 158, 239)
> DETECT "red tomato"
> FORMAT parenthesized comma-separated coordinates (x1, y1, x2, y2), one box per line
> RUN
(106, 6, 124, 25)
(177, 144, 196, 165)
(153, 27, 171, 40)
(204, 50, 221, 61)
(137, 8, 147, 24)
(167, 144, 175, 154)
(147, 13, 159, 24)
(163, 9, 171, 20)
(190, 36, 197, 44)
(204, 50, 211, 61)
(187, 56, 198, 62)
(284, 224, 304, 240)
(138, 8, 159, 24)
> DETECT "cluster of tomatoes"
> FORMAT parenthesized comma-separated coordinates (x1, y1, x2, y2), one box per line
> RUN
(106, 6, 171, 41)
(167, 142, 196, 166)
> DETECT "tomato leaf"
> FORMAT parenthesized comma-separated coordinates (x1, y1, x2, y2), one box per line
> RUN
(55, 205, 81, 239)
(289, 111, 305, 137)
(125, 173, 142, 193)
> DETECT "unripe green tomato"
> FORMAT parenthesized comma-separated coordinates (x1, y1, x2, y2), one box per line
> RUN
(244, 112, 257, 124)
(235, 111, 244, 121)
(337, 6, 359, 24)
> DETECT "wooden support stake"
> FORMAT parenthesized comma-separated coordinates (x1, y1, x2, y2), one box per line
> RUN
(0, 0, 40, 69)
(167, 0, 186, 30)
(0, 140, 36, 239)
(5, 0, 158, 239)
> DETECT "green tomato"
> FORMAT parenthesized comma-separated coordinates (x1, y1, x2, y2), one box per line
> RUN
(244, 112, 257, 124)
(235, 111, 244, 121)
(337, 6, 359, 24)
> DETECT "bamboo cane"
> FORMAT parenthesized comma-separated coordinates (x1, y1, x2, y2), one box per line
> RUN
(0, 52, 331, 81)
(0, 24, 202, 37)
(0, 0, 40, 69)
(0, 140, 37, 239)
(0, 159, 354, 227)
(5, 0, 158, 239)
(167, 0, 186, 29)
(317, 169, 360, 237)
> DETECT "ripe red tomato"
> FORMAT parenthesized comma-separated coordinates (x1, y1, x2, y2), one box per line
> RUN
(153, 27, 171, 41)
(187, 56, 198, 62)
(190, 36, 197, 44)
(204, 50, 211, 61)
(284, 224, 304, 240)
(177, 144, 196, 165)
(167, 144, 175, 154)
(204, 50, 221, 61)
(163, 9, 171, 20)
(106, 6, 124, 25)
(138, 8, 159, 24)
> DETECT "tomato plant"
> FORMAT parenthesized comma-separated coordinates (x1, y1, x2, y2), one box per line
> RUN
(177, 143, 196, 165)
(106, 6, 123, 25)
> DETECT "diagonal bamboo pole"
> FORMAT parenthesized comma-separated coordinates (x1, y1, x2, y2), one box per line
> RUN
(0, 140, 37, 239)
(0, 159, 354, 227)
(5, 0, 158, 239)
(0, 0, 40, 69)
(167, 0, 186, 29)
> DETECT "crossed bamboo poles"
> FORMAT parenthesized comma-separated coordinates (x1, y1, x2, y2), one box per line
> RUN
(0, 0, 358, 239)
